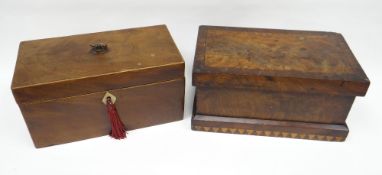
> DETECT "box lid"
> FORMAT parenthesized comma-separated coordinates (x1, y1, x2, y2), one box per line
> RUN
(192, 26, 369, 96)
(12, 25, 184, 104)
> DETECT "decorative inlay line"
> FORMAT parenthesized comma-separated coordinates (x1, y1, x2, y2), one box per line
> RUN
(212, 127, 219, 132)
(192, 125, 345, 142)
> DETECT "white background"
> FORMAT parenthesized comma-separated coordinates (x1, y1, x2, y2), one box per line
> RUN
(1, 0, 381, 174)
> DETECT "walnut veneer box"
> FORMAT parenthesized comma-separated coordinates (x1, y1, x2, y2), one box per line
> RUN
(12, 25, 185, 148)
(192, 26, 369, 141)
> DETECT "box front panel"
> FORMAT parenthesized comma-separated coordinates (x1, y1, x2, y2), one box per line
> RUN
(196, 87, 354, 125)
(19, 78, 184, 148)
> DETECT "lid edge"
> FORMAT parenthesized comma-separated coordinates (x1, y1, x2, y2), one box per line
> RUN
(193, 71, 369, 97)
(13, 62, 184, 104)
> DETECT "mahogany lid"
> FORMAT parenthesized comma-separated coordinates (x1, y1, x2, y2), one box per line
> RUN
(12, 25, 184, 103)
(193, 25, 369, 96)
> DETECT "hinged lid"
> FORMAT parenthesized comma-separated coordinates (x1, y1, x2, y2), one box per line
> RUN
(12, 25, 184, 104)
(193, 26, 369, 96)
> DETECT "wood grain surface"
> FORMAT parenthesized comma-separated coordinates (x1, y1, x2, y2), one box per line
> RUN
(193, 26, 370, 96)
(12, 25, 185, 148)
(192, 26, 369, 141)
(20, 78, 185, 148)
(12, 25, 184, 104)
(196, 87, 354, 124)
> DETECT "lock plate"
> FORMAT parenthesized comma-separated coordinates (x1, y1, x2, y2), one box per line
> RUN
(102, 92, 117, 104)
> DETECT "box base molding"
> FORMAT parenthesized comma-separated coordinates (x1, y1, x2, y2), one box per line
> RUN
(191, 113, 349, 142)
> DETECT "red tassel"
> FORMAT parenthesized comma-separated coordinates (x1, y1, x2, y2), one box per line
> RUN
(106, 97, 127, 139)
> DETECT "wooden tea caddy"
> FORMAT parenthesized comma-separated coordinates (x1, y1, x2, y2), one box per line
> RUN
(12, 25, 185, 148)
(191, 26, 370, 141)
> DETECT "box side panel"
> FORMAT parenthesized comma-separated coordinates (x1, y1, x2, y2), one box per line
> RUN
(196, 87, 354, 125)
(19, 78, 184, 148)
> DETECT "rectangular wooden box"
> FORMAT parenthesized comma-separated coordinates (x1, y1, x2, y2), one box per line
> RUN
(12, 25, 185, 148)
(192, 26, 370, 141)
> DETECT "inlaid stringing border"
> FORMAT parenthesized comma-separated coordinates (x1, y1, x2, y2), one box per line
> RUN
(192, 125, 345, 142)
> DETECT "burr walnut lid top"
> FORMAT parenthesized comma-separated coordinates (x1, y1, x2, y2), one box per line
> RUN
(192, 25, 369, 96)
(12, 25, 184, 104)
